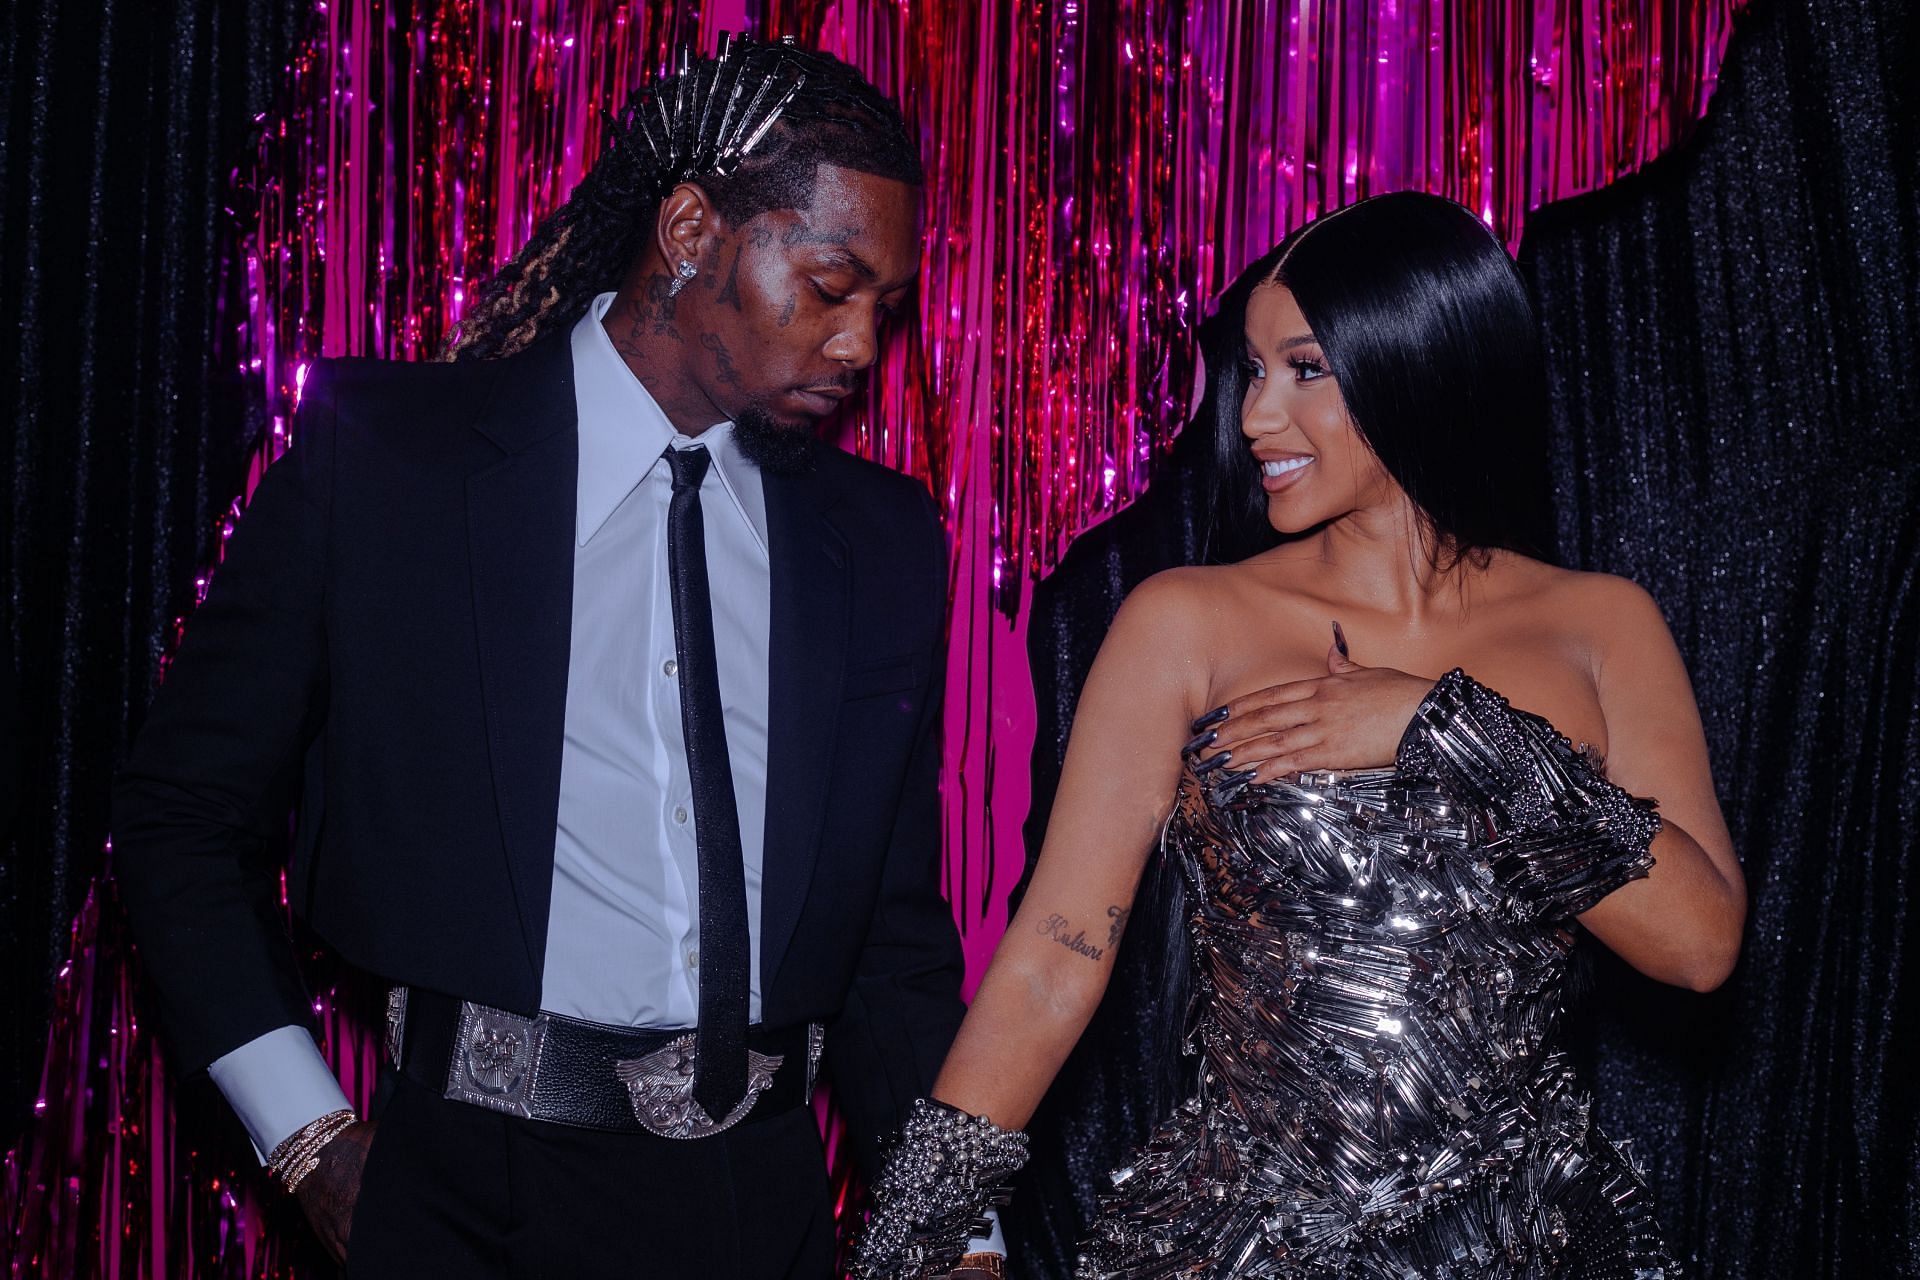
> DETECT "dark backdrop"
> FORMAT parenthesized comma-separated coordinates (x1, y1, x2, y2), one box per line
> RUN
(0, 0, 309, 1145)
(1, 0, 1914, 1274)
(1007, 0, 1920, 1276)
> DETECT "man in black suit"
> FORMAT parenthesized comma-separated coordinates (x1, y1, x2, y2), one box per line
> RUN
(113, 40, 989, 1276)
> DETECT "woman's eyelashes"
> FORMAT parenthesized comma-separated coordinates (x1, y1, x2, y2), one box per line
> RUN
(1287, 353, 1330, 382)
(1243, 351, 1327, 383)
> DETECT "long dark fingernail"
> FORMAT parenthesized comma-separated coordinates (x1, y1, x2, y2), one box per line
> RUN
(1331, 620, 1349, 660)
(1207, 768, 1260, 801)
(1193, 750, 1232, 774)
(1190, 705, 1230, 733)
(1183, 728, 1219, 756)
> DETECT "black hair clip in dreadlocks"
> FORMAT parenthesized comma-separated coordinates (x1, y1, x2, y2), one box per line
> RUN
(608, 32, 810, 199)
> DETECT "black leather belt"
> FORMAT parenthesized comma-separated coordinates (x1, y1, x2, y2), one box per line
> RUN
(391, 987, 821, 1139)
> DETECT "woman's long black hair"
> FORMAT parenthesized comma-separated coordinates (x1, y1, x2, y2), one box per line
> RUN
(1202, 191, 1558, 566)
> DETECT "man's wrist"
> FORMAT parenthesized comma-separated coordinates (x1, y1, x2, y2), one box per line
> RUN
(207, 1024, 355, 1161)
(265, 1108, 358, 1193)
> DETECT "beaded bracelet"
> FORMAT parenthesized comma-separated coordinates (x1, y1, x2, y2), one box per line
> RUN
(264, 1107, 358, 1194)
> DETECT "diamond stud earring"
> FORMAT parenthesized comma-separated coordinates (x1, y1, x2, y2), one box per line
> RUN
(666, 259, 698, 297)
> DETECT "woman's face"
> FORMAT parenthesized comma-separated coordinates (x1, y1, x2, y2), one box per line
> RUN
(1240, 283, 1398, 534)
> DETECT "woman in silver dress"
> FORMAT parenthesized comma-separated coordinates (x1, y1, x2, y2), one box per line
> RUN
(853, 192, 1747, 1279)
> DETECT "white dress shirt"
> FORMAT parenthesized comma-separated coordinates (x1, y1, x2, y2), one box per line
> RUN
(208, 292, 771, 1149)
(542, 290, 771, 1027)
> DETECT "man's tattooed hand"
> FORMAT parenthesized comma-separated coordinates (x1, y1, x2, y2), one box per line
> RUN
(293, 1117, 377, 1263)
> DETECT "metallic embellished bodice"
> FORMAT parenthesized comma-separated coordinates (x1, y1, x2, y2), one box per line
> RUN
(1078, 763, 1673, 1279)
(1184, 768, 1577, 1179)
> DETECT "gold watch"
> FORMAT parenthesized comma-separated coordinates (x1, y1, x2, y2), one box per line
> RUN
(952, 1253, 1006, 1279)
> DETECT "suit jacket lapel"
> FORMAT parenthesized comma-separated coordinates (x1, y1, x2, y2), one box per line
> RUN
(759, 467, 850, 999)
(465, 334, 578, 993)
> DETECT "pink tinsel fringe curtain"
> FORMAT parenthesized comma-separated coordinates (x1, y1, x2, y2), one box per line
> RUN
(5, 1, 1740, 1274)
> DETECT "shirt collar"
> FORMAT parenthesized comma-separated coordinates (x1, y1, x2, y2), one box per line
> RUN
(570, 292, 768, 555)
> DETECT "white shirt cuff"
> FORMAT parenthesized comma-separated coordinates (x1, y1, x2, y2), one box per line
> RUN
(966, 1205, 1007, 1257)
(206, 1024, 354, 1163)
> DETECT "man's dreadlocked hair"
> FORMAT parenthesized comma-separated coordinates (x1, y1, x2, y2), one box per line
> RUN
(443, 38, 921, 362)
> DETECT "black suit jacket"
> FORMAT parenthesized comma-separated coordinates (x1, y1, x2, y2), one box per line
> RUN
(112, 331, 965, 1168)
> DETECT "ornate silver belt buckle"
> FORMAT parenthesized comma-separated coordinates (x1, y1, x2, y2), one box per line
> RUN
(445, 1002, 547, 1118)
(614, 1034, 783, 1139)
(804, 1022, 824, 1104)
(384, 985, 409, 1067)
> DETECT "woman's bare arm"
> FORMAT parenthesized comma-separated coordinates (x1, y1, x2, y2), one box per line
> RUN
(931, 571, 1210, 1128)
(1573, 578, 1746, 991)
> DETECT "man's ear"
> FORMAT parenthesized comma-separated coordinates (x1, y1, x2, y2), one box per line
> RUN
(655, 181, 723, 272)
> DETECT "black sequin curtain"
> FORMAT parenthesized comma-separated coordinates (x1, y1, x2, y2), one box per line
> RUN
(1008, 0, 1920, 1275)
(0, 0, 309, 1149)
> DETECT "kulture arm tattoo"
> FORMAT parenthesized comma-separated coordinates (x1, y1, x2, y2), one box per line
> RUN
(1038, 912, 1107, 962)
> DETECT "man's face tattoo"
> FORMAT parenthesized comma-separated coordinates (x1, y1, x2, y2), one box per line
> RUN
(645, 164, 921, 468)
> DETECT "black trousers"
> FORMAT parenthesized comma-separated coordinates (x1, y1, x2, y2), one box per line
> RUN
(345, 1072, 837, 1278)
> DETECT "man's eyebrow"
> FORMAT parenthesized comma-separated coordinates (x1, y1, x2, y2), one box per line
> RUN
(814, 247, 880, 283)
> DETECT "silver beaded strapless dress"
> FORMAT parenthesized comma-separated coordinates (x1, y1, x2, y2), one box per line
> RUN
(1076, 671, 1678, 1280)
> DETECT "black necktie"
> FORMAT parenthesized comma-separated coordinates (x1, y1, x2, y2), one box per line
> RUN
(662, 445, 749, 1121)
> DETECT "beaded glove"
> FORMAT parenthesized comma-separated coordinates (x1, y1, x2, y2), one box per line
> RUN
(848, 1098, 1029, 1279)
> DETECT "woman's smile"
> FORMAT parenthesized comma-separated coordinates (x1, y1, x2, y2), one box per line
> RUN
(1257, 453, 1315, 492)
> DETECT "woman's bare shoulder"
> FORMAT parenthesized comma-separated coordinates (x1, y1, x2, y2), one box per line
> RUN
(1539, 565, 1665, 630)
(1122, 561, 1265, 609)
(1117, 558, 1323, 632)
(1107, 565, 1235, 644)
(1492, 558, 1674, 668)
(1490, 555, 1660, 616)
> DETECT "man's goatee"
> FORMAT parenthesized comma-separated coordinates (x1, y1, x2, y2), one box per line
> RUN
(734, 405, 820, 475)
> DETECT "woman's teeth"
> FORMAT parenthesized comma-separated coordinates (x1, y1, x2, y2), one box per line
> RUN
(1262, 457, 1312, 477)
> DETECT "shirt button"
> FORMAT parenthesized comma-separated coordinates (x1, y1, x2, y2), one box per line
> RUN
(673, 806, 689, 825)
(686, 949, 699, 969)
(663, 658, 678, 677)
